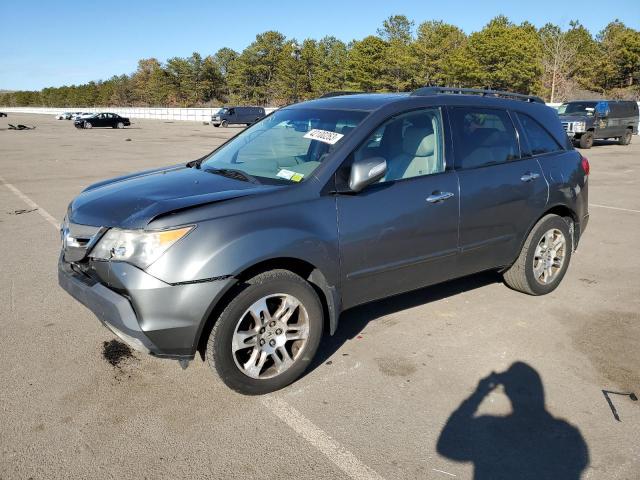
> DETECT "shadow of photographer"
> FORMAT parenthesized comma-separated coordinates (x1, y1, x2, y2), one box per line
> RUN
(437, 362, 589, 479)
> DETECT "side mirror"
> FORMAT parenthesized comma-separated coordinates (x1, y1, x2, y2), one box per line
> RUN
(349, 157, 387, 192)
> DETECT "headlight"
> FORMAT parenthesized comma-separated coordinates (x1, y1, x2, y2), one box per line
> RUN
(89, 226, 193, 269)
(573, 122, 586, 132)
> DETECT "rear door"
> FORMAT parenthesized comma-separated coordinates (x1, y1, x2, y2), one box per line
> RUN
(451, 106, 548, 275)
(337, 107, 460, 308)
(105, 113, 116, 127)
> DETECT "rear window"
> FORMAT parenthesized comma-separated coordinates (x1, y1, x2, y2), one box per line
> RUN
(516, 113, 563, 156)
(450, 107, 519, 169)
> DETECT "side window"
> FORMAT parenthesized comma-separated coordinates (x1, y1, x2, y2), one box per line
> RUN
(227, 108, 235, 116)
(353, 108, 445, 182)
(517, 113, 563, 156)
(450, 107, 519, 169)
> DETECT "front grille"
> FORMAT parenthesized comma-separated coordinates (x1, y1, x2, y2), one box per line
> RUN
(562, 122, 572, 133)
(62, 222, 106, 262)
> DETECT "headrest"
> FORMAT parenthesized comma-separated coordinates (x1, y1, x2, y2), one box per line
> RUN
(403, 127, 435, 157)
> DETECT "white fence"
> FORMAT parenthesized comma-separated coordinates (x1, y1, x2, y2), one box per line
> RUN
(2, 104, 638, 123)
(0, 106, 279, 122)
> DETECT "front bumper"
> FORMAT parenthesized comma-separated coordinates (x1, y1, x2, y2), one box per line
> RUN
(58, 257, 234, 359)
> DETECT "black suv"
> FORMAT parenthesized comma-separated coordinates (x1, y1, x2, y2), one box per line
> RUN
(59, 87, 589, 394)
(212, 106, 266, 127)
(558, 100, 638, 148)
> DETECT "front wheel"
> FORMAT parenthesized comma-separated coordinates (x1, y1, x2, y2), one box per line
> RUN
(207, 270, 324, 395)
(619, 129, 632, 145)
(578, 132, 593, 149)
(84, 121, 92, 129)
(503, 214, 572, 295)
(116, 122, 124, 129)
(220, 120, 228, 128)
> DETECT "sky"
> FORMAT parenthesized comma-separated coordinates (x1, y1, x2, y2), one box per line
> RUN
(1, 0, 639, 91)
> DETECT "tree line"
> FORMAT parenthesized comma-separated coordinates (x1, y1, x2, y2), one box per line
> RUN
(2, 15, 639, 108)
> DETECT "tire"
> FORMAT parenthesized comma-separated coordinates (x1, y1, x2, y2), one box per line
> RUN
(84, 121, 92, 129)
(503, 214, 573, 295)
(618, 129, 632, 146)
(578, 132, 593, 149)
(220, 120, 228, 128)
(116, 122, 124, 129)
(207, 269, 324, 395)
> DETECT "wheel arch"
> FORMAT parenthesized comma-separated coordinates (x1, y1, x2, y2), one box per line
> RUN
(509, 204, 578, 270)
(195, 257, 339, 360)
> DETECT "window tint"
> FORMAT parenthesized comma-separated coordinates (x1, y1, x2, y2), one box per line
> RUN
(517, 113, 563, 156)
(354, 108, 445, 182)
(450, 108, 519, 169)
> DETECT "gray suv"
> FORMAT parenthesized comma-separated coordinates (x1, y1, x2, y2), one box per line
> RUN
(58, 87, 590, 394)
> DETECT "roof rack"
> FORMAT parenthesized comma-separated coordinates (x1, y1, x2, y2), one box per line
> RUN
(411, 86, 544, 104)
(319, 91, 365, 98)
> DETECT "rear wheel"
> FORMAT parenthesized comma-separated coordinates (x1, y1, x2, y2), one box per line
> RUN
(618, 129, 632, 145)
(578, 132, 593, 149)
(207, 270, 324, 395)
(503, 214, 572, 295)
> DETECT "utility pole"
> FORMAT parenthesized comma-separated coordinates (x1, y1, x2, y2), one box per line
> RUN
(291, 42, 302, 104)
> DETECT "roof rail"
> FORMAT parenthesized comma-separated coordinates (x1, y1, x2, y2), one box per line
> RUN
(411, 86, 545, 104)
(319, 91, 365, 98)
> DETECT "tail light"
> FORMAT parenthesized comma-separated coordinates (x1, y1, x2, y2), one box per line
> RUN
(581, 155, 590, 176)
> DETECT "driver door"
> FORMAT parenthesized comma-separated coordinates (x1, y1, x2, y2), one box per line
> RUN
(94, 114, 107, 127)
(336, 108, 460, 308)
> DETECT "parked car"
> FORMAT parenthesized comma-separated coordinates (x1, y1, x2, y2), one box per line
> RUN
(212, 106, 265, 127)
(59, 87, 589, 394)
(74, 112, 130, 129)
(55, 112, 74, 120)
(72, 112, 92, 120)
(558, 100, 639, 148)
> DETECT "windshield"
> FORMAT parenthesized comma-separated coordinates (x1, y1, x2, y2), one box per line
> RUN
(201, 108, 367, 183)
(557, 102, 597, 116)
(218, 108, 228, 115)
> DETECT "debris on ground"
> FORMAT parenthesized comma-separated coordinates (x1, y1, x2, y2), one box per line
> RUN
(102, 339, 134, 367)
(8, 124, 36, 130)
(8, 208, 37, 215)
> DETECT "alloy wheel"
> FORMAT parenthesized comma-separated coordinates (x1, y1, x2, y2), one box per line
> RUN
(533, 228, 566, 285)
(232, 294, 309, 379)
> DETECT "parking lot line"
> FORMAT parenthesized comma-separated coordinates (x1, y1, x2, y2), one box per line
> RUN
(262, 397, 385, 480)
(590, 203, 640, 214)
(1, 171, 383, 480)
(0, 174, 60, 228)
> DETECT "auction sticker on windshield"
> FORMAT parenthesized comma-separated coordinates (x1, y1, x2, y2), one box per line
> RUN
(277, 169, 305, 182)
(303, 128, 344, 145)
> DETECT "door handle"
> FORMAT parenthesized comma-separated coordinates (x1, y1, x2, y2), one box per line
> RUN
(426, 191, 455, 204)
(520, 172, 540, 182)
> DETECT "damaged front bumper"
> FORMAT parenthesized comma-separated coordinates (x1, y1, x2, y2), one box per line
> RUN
(58, 256, 235, 360)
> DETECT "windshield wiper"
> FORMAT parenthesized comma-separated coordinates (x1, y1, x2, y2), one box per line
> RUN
(203, 167, 260, 184)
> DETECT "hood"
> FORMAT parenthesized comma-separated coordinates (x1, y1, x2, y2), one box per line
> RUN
(559, 114, 593, 123)
(69, 165, 281, 229)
